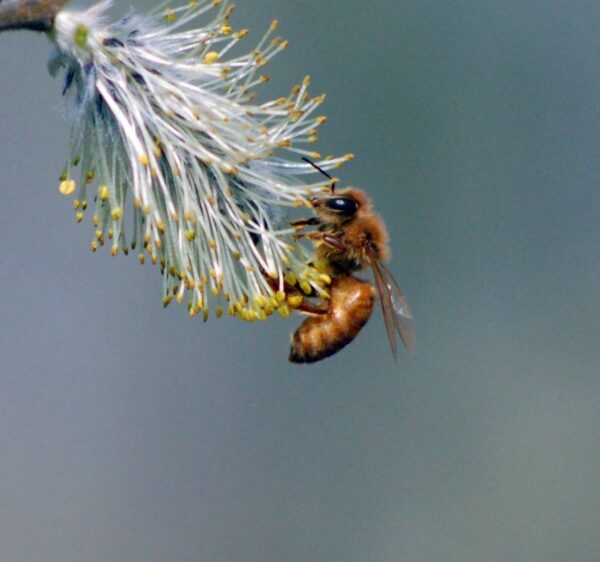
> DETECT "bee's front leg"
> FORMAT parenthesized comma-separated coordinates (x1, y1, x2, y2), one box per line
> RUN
(294, 231, 347, 253)
(290, 217, 320, 230)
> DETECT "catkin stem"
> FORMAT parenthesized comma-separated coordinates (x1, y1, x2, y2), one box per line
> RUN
(0, 0, 70, 33)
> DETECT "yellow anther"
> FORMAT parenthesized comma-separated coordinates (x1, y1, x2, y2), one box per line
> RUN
(211, 286, 220, 297)
(215, 307, 223, 319)
(76, 212, 84, 223)
(300, 280, 312, 295)
(309, 151, 321, 159)
(73, 200, 80, 210)
(164, 9, 176, 22)
(184, 210, 196, 223)
(256, 309, 267, 321)
(90, 241, 97, 252)
(111, 207, 123, 221)
(308, 135, 318, 143)
(275, 290, 286, 303)
(184, 230, 196, 241)
(278, 305, 291, 318)
(152, 145, 162, 158)
(280, 39, 289, 49)
(59, 180, 76, 196)
(319, 273, 332, 285)
(72, 155, 81, 166)
(138, 253, 145, 265)
(221, 25, 232, 35)
(236, 28, 249, 39)
(138, 153, 150, 166)
(302, 75, 311, 87)
(99, 185, 110, 200)
(232, 250, 241, 260)
(270, 19, 279, 30)
(85, 170, 95, 184)
(81, 200, 88, 210)
(203, 51, 220, 64)
(74, 24, 88, 47)
(111, 245, 119, 256)
(156, 220, 165, 232)
(60, 170, 68, 182)
(316, 116, 327, 125)
(284, 271, 297, 286)
(254, 295, 268, 308)
(264, 304, 275, 316)
(203, 308, 210, 322)
(133, 197, 142, 209)
(287, 294, 303, 308)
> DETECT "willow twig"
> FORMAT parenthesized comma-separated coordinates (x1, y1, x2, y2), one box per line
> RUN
(0, 0, 71, 32)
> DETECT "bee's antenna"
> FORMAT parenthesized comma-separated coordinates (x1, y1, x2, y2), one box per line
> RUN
(302, 157, 337, 193)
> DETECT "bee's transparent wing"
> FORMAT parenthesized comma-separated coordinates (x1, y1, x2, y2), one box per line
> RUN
(368, 252, 414, 360)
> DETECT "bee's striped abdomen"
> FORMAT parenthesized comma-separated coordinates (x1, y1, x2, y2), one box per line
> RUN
(289, 274, 375, 363)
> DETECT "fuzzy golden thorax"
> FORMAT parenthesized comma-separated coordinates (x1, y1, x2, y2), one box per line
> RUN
(312, 187, 390, 272)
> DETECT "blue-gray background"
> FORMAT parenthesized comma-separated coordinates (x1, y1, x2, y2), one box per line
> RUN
(1, 1, 599, 561)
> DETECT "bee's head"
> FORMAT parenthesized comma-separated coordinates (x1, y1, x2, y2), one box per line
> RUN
(310, 187, 371, 225)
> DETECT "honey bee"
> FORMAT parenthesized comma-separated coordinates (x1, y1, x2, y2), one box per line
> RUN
(288, 159, 414, 363)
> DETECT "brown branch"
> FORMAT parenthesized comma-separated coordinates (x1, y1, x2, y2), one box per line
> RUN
(0, 0, 71, 33)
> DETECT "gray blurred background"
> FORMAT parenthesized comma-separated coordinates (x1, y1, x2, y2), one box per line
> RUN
(1, 1, 599, 561)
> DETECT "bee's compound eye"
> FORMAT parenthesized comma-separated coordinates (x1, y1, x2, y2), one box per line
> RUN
(326, 197, 358, 215)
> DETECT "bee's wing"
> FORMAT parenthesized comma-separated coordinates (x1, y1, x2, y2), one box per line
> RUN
(368, 251, 414, 360)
